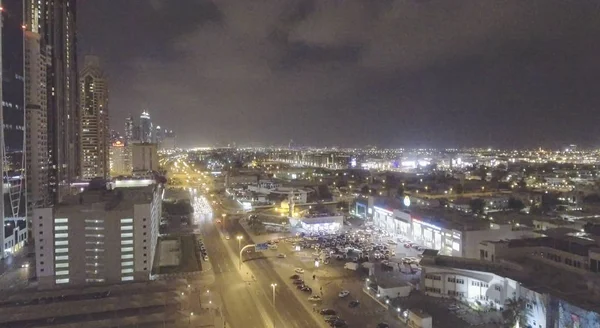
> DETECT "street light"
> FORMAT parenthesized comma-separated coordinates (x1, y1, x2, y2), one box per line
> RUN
(236, 235, 243, 251)
(271, 283, 277, 304)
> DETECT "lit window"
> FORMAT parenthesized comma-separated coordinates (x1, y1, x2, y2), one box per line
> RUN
(121, 218, 133, 223)
(121, 276, 134, 281)
(55, 278, 69, 284)
(121, 233, 133, 238)
(55, 263, 69, 268)
(121, 247, 134, 252)
(120, 225, 133, 231)
(121, 268, 134, 274)
(55, 233, 69, 238)
(55, 248, 68, 253)
(55, 240, 69, 246)
(55, 255, 69, 261)
(54, 218, 68, 223)
(55, 225, 68, 231)
(121, 254, 134, 259)
(55, 270, 69, 275)
(121, 239, 133, 245)
(121, 261, 134, 266)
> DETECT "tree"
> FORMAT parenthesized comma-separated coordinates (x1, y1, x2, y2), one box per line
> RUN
(507, 197, 525, 211)
(454, 184, 464, 194)
(517, 178, 527, 189)
(502, 297, 531, 328)
(469, 198, 486, 214)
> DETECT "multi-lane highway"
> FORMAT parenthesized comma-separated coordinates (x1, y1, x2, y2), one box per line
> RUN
(195, 200, 322, 328)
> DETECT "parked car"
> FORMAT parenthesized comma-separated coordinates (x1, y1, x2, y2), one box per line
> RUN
(293, 279, 304, 285)
(301, 286, 312, 293)
(348, 300, 360, 308)
(294, 268, 305, 274)
(277, 253, 286, 258)
(289, 274, 300, 280)
(319, 309, 337, 315)
(338, 290, 350, 298)
(308, 295, 322, 302)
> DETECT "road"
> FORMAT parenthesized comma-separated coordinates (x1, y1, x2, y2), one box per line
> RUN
(196, 207, 322, 328)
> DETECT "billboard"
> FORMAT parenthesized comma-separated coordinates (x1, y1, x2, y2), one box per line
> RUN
(255, 243, 269, 252)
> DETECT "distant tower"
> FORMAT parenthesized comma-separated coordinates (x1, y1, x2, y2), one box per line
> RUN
(140, 111, 152, 143)
(125, 115, 135, 145)
(80, 55, 109, 180)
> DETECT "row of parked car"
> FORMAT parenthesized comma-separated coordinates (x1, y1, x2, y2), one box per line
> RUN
(195, 235, 209, 261)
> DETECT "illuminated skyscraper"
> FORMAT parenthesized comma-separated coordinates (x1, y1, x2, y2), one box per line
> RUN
(125, 115, 135, 144)
(140, 110, 152, 143)
(80, 55, 109, 180)
(43, 0, 80, 203)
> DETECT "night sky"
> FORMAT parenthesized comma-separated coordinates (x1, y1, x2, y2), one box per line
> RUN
(79, 0, 600, 149)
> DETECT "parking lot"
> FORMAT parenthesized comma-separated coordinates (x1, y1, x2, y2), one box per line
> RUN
(240, 215, 495, 328)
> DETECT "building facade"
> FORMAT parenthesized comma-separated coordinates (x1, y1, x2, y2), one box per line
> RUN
(44, 0, 80, 203)
(79, 55, 109, 180)
(25, 30, 50, 208)
(110, 141, 131, 176)
(32, 184, 162, 288)
(132, 143, 158, 172)
(2, 0, 28, 259)
(124, 115, 135, 144)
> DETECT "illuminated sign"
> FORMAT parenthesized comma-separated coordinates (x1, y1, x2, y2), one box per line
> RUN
(374, 206, 393, 215)
(403, 196, 411, 207)
(412, 218, 441, 231)
(112, 141, 124, 147)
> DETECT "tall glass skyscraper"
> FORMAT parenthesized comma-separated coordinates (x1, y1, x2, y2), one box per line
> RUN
(2, 0, 27, 220)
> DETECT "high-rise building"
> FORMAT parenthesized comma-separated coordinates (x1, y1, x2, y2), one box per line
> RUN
(110, 140, 131, 176)
(161, 130, 176, 150)
(124, 115, 135, 145)
(132, 143, 159, 172)
(25, 30, 50, 208)
(32, 182, 162, 288)
(139, 111, 152, 143)
(43, 0, 80, 203)
(2, 0, 28, 261)
(80, 55, 109, 180)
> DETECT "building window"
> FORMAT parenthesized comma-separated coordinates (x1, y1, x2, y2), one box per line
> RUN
(55, 278, 69, 284)
(121, 276, 134, 281)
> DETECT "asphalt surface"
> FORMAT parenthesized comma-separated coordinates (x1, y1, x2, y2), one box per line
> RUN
(197, 208, 322, 328)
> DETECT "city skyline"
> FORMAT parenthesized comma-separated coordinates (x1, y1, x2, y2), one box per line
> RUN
(79, 0, 600, 149)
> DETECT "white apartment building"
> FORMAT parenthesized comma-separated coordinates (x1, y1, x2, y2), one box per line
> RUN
(32, 184, 162, 288)
(132, 143, 159, 172)
(421, 252, 600, 328)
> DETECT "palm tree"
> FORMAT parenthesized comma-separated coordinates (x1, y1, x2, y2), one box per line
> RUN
(502, 297, 531, 328)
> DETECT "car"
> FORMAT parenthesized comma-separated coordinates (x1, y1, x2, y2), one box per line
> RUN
(448, 305, 460, 311)
(348, 300, 360, 308)
(293, 279, 304, 285)
(289, 274, 300, 280)
(338, 290, 350, 298)
(308, 295, 322, 302)
(319, 309, 336, 315)
(301, 286, 312, 293)
(277, 253, 286, 258)
(294, 268, 305, 274)
(376, 323, 390, 328)
(323, 315, 340, 321)
(296, 284, 306, 290)
(225, 235, 230, 240)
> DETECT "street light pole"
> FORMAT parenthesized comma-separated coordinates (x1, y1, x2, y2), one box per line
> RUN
(236, 235, 243, 251)
(271, 283, 277, 305)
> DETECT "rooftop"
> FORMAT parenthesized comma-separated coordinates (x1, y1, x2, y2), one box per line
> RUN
(57, 185, 157, 212)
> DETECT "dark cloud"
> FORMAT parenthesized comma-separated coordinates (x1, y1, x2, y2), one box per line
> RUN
(79, 0, 600, 148)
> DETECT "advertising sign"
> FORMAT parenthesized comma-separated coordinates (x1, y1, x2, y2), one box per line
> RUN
(255, 243, 269, 252)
